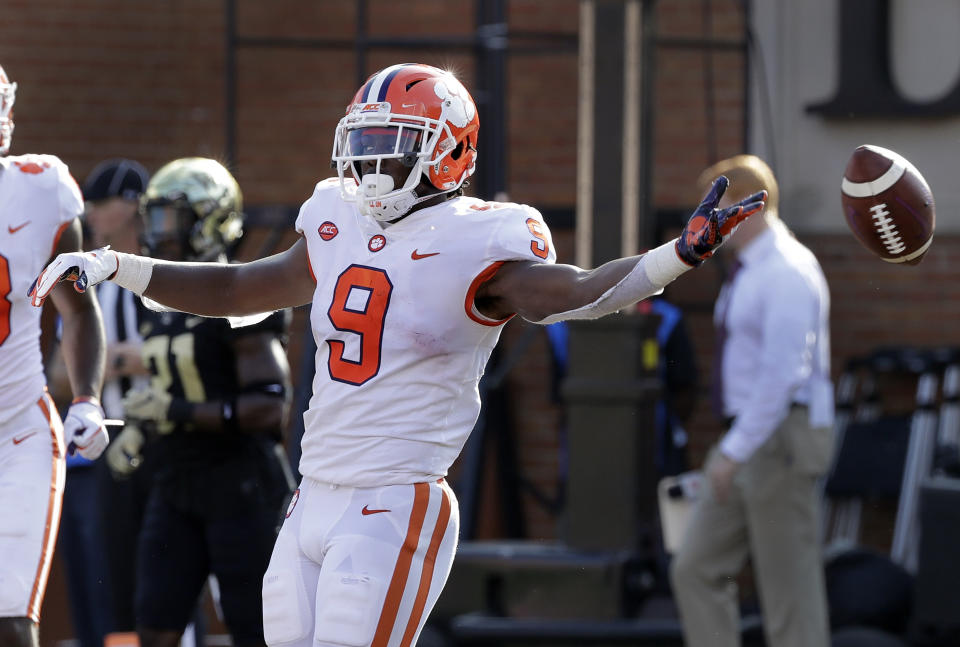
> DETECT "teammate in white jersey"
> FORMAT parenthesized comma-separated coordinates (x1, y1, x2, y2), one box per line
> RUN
(32, 63, 765, 647)
(0, 63, 108, 647)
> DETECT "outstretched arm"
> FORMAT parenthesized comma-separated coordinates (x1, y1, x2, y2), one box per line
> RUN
(48, 218, 110, 459)
(477, 177, 766, 323)
(48, 219, 105, 400)
(32, 237, 316, 317)
(476, 255, 647, 322)
(140, 239, 315, 316)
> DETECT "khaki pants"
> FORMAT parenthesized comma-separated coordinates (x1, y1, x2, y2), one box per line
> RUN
(669, 407, 834, 647)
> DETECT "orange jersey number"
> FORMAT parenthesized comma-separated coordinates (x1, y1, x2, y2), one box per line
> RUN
(0, 255, 10, 346)
(326, 265, 393, 386)
(526, 217, 549, 259)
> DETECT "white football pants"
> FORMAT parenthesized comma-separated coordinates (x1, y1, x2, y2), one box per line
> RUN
(0, 391, 64, 622)
(263, 477, 458, 647)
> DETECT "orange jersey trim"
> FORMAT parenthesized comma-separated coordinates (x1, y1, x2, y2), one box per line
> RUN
(50, 220, 71, 259)
(28, 392, 64, 622)
(372, 482, 430, 647)
(464, 261, 515, 327)
(399, 482, 453, 647)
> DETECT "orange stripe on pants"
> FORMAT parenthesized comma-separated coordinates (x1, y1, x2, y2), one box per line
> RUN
(371, 482, 430, 647)
(28, 392, 64, 622)
(399, 482, 452, 647)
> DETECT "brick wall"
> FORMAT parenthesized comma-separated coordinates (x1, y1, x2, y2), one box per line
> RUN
(2, 0, 943, 551)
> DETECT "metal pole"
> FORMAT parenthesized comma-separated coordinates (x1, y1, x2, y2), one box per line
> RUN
(224, 0, 237, 168)
(621, 0, 641, 258)
(575, 0, 595, 269)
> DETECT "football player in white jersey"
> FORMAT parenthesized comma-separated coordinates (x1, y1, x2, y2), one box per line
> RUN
(0, 63, 108, 647)
(32, 63, 764, 647)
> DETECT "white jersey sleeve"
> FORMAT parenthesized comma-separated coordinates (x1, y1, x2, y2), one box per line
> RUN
(0, 154, 83, 420)
(485, 202, 557, 266)
(295, 178, 341, 235)
(53, 156, 84, 227)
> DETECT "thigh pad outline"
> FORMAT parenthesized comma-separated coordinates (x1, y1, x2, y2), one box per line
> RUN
(313, 569, 385, 647)
(262, 568, 312, 645)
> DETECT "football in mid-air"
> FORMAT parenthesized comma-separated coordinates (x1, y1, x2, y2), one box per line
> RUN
(841, 145, 935, 265)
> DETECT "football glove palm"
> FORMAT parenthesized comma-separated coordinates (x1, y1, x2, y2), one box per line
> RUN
(29, 246, 118, 307)
(676, 176, 767, 267)
(63, 398, 109, 460)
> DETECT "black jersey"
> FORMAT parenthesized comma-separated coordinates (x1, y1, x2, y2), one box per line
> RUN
(138, 306, 290, 505)
(139, 309, 288, 423)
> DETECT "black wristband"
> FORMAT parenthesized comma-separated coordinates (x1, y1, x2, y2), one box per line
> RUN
(167, 398, 195, 423)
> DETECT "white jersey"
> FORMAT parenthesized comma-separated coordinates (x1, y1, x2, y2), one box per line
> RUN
(0, 154, 83, 419)
(296, 180, 556, 486)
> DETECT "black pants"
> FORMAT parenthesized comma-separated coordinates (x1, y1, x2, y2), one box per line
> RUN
(135, 444, 292, 646)
(59, 464, 112, 647)
(99, 453, 154, 633)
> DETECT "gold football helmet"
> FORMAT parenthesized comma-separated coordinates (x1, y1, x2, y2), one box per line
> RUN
(140, 157, 243, 261)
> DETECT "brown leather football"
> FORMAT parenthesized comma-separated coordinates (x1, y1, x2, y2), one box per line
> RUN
(841, 145, 935, 265)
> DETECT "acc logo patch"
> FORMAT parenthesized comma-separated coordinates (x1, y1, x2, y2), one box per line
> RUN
(285, 488, 300, 518)
(318, 221, 339, 241)
(368, 234, 386, 252)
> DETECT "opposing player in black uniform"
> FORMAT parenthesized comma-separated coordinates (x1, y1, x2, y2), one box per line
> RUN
(108, 158, 295, 647)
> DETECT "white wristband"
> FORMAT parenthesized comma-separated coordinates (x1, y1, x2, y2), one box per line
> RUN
(642, 238, 694, 286)
(111, 252, 154, 295)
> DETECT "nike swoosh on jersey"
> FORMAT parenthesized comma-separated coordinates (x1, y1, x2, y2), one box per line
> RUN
(13, 432, 38, 445)
(7, 221, 30, 234)
(361, 505, 391, 515)
(411, 250, 440, 260)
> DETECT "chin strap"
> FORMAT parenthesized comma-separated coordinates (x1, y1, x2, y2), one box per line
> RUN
(364, 184, 451, 223)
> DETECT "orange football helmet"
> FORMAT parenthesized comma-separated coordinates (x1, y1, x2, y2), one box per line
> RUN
(0, 64, 17, 156)
(332, 63, 479, 223)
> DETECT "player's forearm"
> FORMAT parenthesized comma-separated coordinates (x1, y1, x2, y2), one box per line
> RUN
(59, 305, 106, 399)
(105, 343, 149, 380)
(168, 393, 287, 434)
(138, 260, 250, 316)
(112, 253, 259, 317)
(533, 240, 691, 324)
(113, 252, 304, 317)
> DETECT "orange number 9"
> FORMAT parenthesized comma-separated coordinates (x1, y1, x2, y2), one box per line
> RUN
(526, 218, 549, 259)
(326, 265, 393, 386)
(0, 255, 11, 347)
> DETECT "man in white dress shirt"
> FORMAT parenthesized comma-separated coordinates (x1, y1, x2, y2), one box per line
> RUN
(670, 155, 835, 647)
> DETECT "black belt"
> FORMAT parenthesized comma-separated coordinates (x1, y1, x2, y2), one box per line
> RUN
(723, 402, 807, 430)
